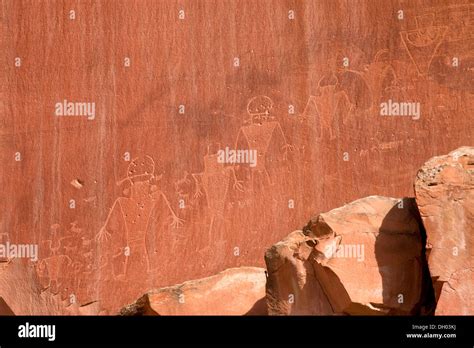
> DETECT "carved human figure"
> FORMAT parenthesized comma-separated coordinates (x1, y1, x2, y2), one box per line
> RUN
(400, 13, 448, 76)
(299, 76, 352, 147)
(175, 144, 243, 244)
(234, 96, 292, 189)
(36, 224, 73, 295)
(96, 155, 183, 280)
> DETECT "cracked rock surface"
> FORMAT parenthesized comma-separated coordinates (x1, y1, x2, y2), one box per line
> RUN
(415, 146, 474, 314)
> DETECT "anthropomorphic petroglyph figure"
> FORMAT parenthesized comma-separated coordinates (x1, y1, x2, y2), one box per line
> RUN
(400, 13, 448, 76)
(175, 144, 243, 244)
(96, 155, 183, 279)
(362, 49, 411, 111)
(36, 223, 87, 299)
(37, 225, 73, 295)
(335, 69, 372, 111)
(60, 221, 84, 255)
(234, 96, 293, 189)
(37, 254, 72, 295)
(59, 221, 93, 302)
(299, 76, 352, 146)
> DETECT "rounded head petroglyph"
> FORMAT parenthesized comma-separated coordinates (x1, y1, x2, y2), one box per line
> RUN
(247, 96, 273, 115)
(127, 155, 155, 183)
(246, 96, 274, 124)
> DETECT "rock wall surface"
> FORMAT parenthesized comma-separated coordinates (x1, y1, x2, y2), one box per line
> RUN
(1, 0, 473, 313)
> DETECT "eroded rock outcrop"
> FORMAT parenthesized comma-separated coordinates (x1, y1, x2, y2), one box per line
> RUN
(266, 147, 473, 316)
(307, 196, 433, 315)
(265, 231, 334, 315)
(415, 146, 474, 314)
(120, 267, 267, 315)
(266, 196, 435, 315)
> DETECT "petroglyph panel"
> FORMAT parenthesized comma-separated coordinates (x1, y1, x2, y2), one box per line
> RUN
(2, 0, 473, 313)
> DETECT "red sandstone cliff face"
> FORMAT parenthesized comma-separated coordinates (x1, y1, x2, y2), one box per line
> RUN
(1, 0, 473, 314)
(0, 148, 471, 316)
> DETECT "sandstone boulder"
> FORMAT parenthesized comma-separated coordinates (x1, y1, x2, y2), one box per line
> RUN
(120, 267, 266, 315)
(414, 146, 474, 314)
(264, 230, 334, 315)
(304, 196, 433, 315)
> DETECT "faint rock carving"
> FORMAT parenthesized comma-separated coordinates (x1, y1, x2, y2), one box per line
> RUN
(442, 4, 474, 42)
(400, 14, 448, 76)
(335, 69, 372, 111)
(37, 254, 72, 295)
(43, 224, 63, 256)
(299, 76, 352, 145)
(429, 54, 474, 92)
(175, 171, 203, 207)
(61, 222, 92, 299)
(175, 144, 244, 244)
(234, 96, 293, 189)
(35, 222, 91, 302)
(404, 4, 473, 43)
(364, 49, 411, 110)
(95, 155, 183, 279)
